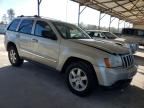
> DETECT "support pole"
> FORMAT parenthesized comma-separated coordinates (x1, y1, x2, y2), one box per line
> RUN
(77, 4, 86, 26)
(37, 0, 42, 16)
(129, 23, 131, 28)
(98, 12, 101, 30)
(124, 21, 126, 28)
(78, 4, 80, 26)
(118, 19, 120, 33)
(109, 16, 116, 32)
(109, 16, 111, 32)
(98, 12, 106, 30)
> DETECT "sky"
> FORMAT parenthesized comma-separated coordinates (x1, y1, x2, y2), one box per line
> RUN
(0, 0, 132, 28)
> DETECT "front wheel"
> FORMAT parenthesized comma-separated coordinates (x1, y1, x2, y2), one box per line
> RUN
(8, 46, 24, 67)
(65, 62, 97, 96)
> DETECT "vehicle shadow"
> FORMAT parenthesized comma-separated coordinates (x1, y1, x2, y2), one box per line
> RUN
(0, 62, 144, 108)
(134, 55, 144, 66)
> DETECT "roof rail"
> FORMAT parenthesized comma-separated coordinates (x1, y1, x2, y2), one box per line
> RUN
(40, 16, 62, 22)
(18, 15, 41, 18)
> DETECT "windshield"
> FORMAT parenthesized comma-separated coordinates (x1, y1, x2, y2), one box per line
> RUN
(102, 32, 118, 39)
(53, 22, 91, 39)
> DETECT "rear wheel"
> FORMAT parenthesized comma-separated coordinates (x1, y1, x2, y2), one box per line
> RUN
(65, 62, 97, 96)
(8, 46, 23, 67)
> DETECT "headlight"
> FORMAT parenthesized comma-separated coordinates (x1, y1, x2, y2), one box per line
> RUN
(104, 56, 122, 68)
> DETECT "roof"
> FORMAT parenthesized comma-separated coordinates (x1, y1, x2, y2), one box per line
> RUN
(86, 30, 109, 32)
(71, 0, 144, 25)
(16, 15, 70, 24)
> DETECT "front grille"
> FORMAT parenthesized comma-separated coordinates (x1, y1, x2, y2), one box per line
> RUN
(121, 54, 134, 68)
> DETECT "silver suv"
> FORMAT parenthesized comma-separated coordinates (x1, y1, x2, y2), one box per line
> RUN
(4, 16, 137, 96)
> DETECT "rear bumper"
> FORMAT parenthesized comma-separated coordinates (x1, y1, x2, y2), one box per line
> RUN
(93, 65, 137, 86)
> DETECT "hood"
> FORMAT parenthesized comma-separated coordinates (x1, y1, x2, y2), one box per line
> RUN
(70, 39, 129, 55)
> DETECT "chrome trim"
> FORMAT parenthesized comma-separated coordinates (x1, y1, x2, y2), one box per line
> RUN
(121, 54, 134, 68)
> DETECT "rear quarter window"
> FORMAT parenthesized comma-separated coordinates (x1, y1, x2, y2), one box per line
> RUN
(7, 19, 21, 31)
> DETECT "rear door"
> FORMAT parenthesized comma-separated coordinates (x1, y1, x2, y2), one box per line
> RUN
(17, 19, 35, 59)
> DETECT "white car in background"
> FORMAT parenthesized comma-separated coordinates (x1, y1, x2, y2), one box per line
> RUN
(87, 30, 138, 53)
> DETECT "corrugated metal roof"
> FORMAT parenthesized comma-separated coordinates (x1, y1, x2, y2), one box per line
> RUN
(71, 0, 144, 24)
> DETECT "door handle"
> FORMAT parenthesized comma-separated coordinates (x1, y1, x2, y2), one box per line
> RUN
(31, 38, 38, 43)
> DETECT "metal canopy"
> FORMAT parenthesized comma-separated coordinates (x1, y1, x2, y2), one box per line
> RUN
(71, 0, 144, 25)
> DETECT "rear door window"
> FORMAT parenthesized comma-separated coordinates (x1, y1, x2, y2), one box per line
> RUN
(8, 19, 21, 31)
(18, 19, 34, 34)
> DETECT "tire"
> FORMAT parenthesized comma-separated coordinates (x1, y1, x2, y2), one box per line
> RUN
(8, 46, 24, 67)
(65, 61, 97, 96)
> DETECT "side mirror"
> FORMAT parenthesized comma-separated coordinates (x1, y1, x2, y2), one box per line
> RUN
(42, 30, 57, 40)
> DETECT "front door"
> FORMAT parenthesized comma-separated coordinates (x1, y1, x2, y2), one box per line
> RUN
(32, 20, 60, 68)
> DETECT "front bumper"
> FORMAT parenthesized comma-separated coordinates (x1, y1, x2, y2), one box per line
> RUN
(93, 65, 137, 86)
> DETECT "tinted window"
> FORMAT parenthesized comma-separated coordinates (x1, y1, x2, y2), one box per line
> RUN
(18, 19, 34, 34)
(34, 21, 56, 38)
(8, 19, 20, 31)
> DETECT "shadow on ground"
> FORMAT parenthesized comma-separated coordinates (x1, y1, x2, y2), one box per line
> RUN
(135, 55, 144, 66)
(0, 62, 143, 108)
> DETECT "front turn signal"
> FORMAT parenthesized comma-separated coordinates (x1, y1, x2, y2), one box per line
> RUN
(104, 58, 111, 68)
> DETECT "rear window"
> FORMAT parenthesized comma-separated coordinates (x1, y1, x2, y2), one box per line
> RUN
(18, 19, 34, 34)
(7, 19, 21, 31)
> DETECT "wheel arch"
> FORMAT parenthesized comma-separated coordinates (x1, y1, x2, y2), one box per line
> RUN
(61, 57, 95, 74)
(6, 41, 16, 51)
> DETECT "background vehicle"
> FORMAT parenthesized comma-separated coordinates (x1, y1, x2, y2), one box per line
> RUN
(87, 30, 139, 54)
(4, 16, 137, 96)
(122, 28, 144, 46)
